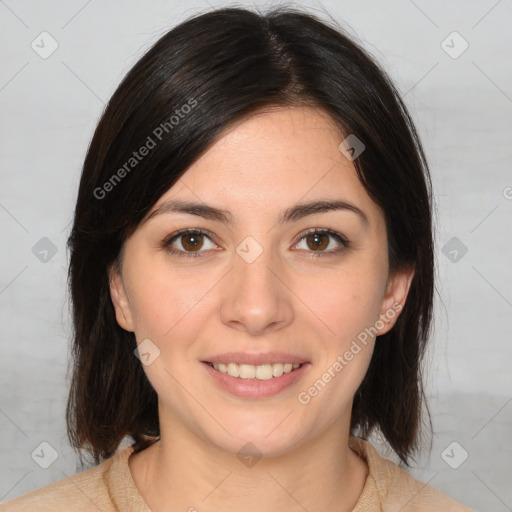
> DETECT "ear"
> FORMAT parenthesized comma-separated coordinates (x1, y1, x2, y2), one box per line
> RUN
(108, 264, 135, 332)
(376, 266, 415, 336)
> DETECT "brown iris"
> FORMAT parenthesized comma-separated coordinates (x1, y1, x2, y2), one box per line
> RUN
(305, 232, 329, 251)
(180, 232, 204, 252)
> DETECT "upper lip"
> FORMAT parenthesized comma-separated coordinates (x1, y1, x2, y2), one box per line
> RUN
(202, 352, 309, 366)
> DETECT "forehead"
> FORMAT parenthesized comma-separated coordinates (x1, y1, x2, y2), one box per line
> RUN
(148, 106, 383, 226)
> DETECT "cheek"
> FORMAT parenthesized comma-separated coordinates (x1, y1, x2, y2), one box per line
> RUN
(128, 277, 171, 337)
(297, 267, 385, 345)
(126, 262, 218, 342)
(296, 276, 381, 415)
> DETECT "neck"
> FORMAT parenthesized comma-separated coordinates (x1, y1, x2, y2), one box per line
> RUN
(129, 413, 368, 512)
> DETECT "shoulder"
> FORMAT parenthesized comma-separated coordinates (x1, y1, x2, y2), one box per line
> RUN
(349, 437, 474, 512)
(0, 446, 134, 512)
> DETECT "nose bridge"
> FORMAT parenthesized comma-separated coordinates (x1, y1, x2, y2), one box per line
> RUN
(235, 234, 280, 301)
(219, 234, 293, 333)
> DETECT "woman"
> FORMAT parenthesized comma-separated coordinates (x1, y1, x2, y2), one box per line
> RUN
(1, 5, 472, 511)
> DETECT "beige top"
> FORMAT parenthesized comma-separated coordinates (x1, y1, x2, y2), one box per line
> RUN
(1, 437, 473, 511)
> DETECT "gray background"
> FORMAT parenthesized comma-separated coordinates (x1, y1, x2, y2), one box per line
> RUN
(1, 0, 511, 510)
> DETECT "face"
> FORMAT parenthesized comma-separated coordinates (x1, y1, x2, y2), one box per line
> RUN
(109, 106, 413, 458)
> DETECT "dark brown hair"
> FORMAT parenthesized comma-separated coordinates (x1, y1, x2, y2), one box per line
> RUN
(66, 5, 433, 467)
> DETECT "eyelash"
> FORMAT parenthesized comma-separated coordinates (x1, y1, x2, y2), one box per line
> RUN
(162, 228, 349, 259)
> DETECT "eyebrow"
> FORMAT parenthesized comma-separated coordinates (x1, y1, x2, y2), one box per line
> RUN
(143, 199, 369, 226)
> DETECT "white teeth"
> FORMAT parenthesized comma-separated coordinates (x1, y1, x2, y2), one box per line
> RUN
(227, 362, 239, 377)
(211, 362, 303, 379)
(239, 364, 256, 379)
(255, 364, 273, 380)
(272, 363, 284, 377)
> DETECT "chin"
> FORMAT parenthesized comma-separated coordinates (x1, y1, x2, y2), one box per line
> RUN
(203, 412, 308, 459)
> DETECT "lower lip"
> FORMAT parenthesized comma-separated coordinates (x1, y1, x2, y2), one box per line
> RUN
(201, 362, 310, 398)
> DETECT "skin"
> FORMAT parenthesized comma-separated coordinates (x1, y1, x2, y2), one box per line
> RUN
(109, 105, 414, 512)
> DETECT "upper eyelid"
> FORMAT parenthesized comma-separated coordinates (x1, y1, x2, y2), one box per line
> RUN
(164, 228, 216, 244)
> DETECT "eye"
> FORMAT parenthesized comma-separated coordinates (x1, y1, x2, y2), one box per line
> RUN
(162, 228, 349, 258)
(294, 228, 349, 257)
(163, 229, 217, 257)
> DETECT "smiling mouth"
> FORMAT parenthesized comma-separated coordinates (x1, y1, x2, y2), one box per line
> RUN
(205, 361, 303, 380)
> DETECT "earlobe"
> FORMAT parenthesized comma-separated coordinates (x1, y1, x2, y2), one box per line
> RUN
(377, 266, 415, 336)
(108, 265, 135, 332)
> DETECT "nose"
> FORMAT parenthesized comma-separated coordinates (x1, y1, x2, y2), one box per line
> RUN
(219, 241, 294, 336)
